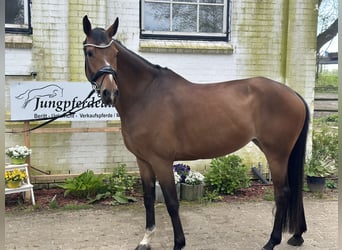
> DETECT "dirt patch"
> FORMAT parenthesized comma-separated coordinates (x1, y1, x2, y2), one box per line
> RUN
(5, 182, 337, 211)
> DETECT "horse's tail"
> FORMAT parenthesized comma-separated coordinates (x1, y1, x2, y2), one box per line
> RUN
(287, 95, 309, 233)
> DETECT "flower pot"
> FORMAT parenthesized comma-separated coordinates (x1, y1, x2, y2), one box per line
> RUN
(6, 181, 22, 188)
(180, 183, 204, 201)
(11, 158, 26, 165)
(306, 176, 325, 192)
(155, 182, 180, 203)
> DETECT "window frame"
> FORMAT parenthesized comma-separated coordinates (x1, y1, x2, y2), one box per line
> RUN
(5, 0, 32, 34)
(140, 0, 231, 42)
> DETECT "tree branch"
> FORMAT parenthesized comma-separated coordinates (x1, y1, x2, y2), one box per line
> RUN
(318, 0, 323, 8)
(317, 18, 338, 52)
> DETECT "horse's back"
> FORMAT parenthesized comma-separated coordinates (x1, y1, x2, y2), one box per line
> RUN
(170, 76, 307, 160)
(122, 73, 307, 161)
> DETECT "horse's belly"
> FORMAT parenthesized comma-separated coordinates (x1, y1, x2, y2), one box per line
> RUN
(174, 129, 253, 160)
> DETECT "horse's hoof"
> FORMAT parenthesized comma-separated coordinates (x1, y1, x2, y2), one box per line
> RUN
(262, 242, 274, 250)
(287, 235, 304, 246)
(135, 244, 151, 250)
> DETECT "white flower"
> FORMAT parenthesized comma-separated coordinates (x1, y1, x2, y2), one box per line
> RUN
(174, 172, 181, 184)
(185, 171, 204, 185)
(6, 145, 32, 159)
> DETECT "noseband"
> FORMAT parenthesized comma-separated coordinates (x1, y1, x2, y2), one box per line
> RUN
(84, 40, 119, 104)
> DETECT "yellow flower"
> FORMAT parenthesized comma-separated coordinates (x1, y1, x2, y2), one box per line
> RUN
(4, 169, 27, 182)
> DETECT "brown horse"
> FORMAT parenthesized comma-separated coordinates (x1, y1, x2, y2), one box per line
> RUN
(82, 16, 309, 250)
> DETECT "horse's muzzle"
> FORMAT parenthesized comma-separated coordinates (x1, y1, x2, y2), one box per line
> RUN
(101, 88, 119, 106)
(90, 66, 119, 106)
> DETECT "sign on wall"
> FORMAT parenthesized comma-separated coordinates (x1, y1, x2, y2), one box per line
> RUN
(10, 81, 120, 121)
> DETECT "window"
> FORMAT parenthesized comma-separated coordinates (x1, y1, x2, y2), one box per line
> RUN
(141, 0, 230, 41)
(5, 0, 32, 34)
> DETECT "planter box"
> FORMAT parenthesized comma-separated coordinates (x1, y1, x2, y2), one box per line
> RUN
(11, 158, 26, 165)
(155, 182, 180, 203)
(306, 176, 325, 192)
(180, 183, 204, 201)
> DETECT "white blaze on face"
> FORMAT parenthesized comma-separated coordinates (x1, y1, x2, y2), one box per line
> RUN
(107, 72, 114, 82)
(104, 59, 114, 82)
(139, 227, 156, 246)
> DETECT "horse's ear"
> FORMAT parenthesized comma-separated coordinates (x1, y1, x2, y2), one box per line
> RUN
(106, 17, 119, 38)
(83, 15, 92, 36)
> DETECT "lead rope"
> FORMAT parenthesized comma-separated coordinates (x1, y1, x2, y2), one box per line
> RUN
(6, 89, 97, 133)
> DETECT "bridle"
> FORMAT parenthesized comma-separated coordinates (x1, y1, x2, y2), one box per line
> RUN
(83, 39, 119, 104)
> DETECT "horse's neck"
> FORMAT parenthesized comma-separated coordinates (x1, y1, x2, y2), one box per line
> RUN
(116, 41, 159, 85)
(115, 41, 160, 110)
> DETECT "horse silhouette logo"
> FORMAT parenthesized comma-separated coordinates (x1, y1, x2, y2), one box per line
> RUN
(15, 84, 64, 108)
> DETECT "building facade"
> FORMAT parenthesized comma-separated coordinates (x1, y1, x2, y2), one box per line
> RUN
(5, 0, 317, 174)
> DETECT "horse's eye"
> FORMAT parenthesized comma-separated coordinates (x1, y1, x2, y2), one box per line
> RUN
(86, 50, 93, 58)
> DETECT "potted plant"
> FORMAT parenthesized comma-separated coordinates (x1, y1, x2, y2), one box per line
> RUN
(180, 170, 205, 201)
(173, 163, 191, 183)
(6, 145, 32, 165)
(305, 125, 337, 192)
(5, 168, 27, 188)
(305, 158, 335, 192)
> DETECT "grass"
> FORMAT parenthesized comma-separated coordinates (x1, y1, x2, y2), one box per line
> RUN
(49, 195, 59, 209)
(316, 70, 338, 93)
(262, 189, 274, 201)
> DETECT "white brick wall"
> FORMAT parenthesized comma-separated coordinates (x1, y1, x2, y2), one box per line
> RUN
(5, 0, 317, 174)
(31, 0, 70, 81)
(5, 48, 32, 76)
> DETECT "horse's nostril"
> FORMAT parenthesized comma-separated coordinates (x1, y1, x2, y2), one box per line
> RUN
(101, 89, 115, 105)
(102, 89, 111, 98)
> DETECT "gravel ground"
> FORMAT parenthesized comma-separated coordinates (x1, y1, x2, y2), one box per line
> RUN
(5, 197, 337, 250)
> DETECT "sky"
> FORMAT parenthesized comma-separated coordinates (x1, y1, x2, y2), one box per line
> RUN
(320, 34, 338, 71)
(321, 35, 339, 53)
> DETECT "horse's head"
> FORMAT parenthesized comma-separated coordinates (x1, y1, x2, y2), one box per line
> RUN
(83, 15, 119, 106)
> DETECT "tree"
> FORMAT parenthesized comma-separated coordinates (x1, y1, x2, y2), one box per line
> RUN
(317, 0, 338, 53)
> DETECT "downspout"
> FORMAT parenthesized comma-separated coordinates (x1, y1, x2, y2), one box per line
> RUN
(281, 0, 290, 84)
(337, 2, 342, 247)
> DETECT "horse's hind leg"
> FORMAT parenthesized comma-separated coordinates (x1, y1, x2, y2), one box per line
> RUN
(262, 160, 290, 250)
(284, 185, 306, 247)
(286, 200, 306, 246)
(263, 189, 289, 250)
(135, 158, 156, 250)
(262, 158, 306, 250)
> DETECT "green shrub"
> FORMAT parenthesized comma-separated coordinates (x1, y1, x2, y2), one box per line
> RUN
(201, 190, 223, 203)
(205, 155, 250, 195)
(305, 124, 338, 177)
(324, 114, 338, 123)
(60, 165, 137, 205)
(326, 179, 337, 189)
(59, 170, 107, 199)
(103, 164, 136, 204)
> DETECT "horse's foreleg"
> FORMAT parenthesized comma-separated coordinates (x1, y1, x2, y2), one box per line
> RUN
(158, 168, 186, 250)
(135, 158, 156, 250)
